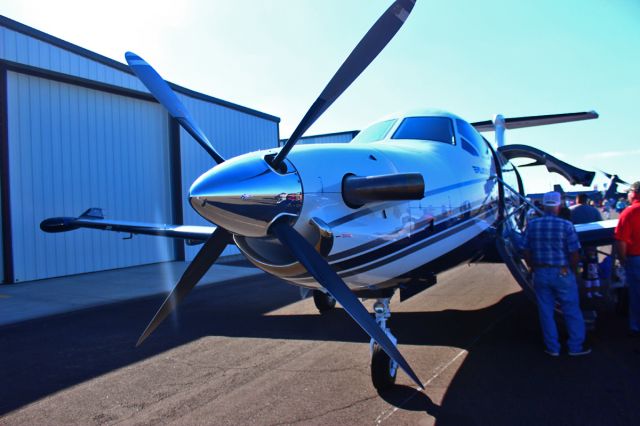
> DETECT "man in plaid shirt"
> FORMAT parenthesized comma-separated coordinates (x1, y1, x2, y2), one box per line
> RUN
(521, 191, 590, 356)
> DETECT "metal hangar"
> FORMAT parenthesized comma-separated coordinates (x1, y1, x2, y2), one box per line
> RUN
(278, 130, 359, 147)
(0, 16, 280, 283)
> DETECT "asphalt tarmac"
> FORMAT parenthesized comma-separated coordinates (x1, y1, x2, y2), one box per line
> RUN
(1, 262, 639, 425)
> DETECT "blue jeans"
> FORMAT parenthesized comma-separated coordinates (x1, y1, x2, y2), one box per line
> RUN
(533, 267, 585, 353)
(626, 256, 640, 332)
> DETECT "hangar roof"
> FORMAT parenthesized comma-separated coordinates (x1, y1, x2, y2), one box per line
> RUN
(0, 15, 280, 123)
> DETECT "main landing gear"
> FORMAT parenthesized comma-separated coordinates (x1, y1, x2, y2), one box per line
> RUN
(370, 298, 398, 390)
(312, 289, 336, 312)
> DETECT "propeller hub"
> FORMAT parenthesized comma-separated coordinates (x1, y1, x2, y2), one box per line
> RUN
(189, 154, 303, 237)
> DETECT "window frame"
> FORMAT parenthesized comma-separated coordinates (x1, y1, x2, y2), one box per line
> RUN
(456, 119, 489, 157)
(350, 119, 397, 144)
(390, 116, 456, 145)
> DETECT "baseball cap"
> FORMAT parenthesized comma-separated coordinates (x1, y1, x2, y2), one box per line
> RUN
(542, 191, 561, 207)
(628, 181, 640, 192)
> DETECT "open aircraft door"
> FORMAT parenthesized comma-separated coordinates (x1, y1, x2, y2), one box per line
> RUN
(496, 218, 536, 301)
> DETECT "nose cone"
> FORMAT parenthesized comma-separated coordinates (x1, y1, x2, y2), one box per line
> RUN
(189, 154, 303, 237)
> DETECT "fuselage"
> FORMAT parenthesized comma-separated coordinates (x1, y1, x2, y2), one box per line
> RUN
(190, 109, 521, 290)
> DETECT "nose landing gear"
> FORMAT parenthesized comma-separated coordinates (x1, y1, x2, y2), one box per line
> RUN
(370, 298, 398, 390)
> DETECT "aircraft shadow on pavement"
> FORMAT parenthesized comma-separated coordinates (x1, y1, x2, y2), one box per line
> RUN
(0, 272, 513, 415)
(2, 273, 640, 423)
(373, 297, 640, 425)
(427, 298, 640, 425)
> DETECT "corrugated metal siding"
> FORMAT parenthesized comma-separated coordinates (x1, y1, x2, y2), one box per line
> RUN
(0, 26, 145, 92)
(1, 18, 281, 278)
(7, 72, 174, 281)
(179, 95, 279, 260)
(1, 22, 279, 125)
(279, 131, 358, 146)
(299, 132, 356, 144)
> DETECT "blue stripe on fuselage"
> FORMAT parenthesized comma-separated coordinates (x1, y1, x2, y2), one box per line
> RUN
(293, 204, 497, 280)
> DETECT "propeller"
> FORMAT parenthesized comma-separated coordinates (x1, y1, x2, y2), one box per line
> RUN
(136, 227, 232, 346)
(125, 52, 225, 164)
(131, 1, 419, 378)
(271, 220, 424, 389)
(270, 0, 416, 170)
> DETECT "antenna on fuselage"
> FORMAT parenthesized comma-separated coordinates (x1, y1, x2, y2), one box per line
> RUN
(493, 114, 506, 147)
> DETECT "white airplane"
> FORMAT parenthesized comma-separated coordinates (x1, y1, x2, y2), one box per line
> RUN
(40, 0, 617, 390)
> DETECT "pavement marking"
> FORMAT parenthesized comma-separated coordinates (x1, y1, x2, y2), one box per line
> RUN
(374, 349, 468, 425)
(374, 304, 516, 425)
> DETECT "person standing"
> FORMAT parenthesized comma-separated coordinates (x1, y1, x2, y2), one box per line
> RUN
(570, 194, 604, 298)
(522, 191, 590, 356)
(602, 199, 611, 220)
(570, 194, 603, 224)
(614, 181, 640, 336)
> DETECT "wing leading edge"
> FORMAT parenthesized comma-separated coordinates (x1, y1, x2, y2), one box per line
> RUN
(472, 111, 599, 132)
(574, 219, 618, 247)
(40, 208, 214, 243)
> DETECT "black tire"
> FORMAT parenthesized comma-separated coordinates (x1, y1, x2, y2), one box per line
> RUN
(371, 343, 397, 390)
(312, 290, 336, 312)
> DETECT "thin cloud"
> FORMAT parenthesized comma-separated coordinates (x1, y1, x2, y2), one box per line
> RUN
(583, 149, 640, 160)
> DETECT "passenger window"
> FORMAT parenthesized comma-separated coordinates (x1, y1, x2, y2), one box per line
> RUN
(391, 117, 455, 144)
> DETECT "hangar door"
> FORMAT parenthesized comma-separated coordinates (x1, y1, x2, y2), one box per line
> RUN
(6, 72, 176, 282)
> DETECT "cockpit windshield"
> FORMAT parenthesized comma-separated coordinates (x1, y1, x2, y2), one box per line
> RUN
(350, 119, 397, 143)
(391, 117, 455, 144)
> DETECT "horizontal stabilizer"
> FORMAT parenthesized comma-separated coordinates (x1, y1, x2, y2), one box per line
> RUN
(472, 111, 598, 132)
(601, 170, 629, 185)
(41, 209, 214, 242)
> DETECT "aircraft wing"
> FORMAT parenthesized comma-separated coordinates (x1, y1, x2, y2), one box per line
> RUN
(471, 111, 598, 132)
(574, 219, 618, 247)
(497, 218, 618, 307)
(40, 208, 214, 243)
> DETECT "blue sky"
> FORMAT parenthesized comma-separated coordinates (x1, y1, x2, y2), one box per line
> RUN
(3, 0, 639, 193)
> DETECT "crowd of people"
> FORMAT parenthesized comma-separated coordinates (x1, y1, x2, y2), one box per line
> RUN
(601, 196, 631, 219)
(520, 181, 640, 356)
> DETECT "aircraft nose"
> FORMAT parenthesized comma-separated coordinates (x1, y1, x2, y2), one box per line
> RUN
(189, 154, 303, 237)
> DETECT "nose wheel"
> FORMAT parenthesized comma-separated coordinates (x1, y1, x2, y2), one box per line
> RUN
(371, 343, 397, 389)
(313, 289, 336, 312)
(370, 298, 398, 390)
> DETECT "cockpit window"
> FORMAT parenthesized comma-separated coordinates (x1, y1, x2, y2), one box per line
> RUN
(391, 117, 455, 144)
(461, 138, 479, 157)
(456, 119, 489, 157)
(350, 119, 397, 143)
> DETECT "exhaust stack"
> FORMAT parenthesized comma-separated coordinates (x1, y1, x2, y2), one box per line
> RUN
(342, 173, 424, 208)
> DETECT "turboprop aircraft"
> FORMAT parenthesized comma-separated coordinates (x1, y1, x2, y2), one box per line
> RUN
(40, 0, 618, 391)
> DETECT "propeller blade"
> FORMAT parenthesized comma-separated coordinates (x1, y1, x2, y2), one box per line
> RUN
(136, 227, 232, 346)
(518, 160, 543, 168)
(125, 51, 225, 164)
(270, 0, 416, 169)
(271, 220, 423, 389)
(600, 170, 629, 185)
